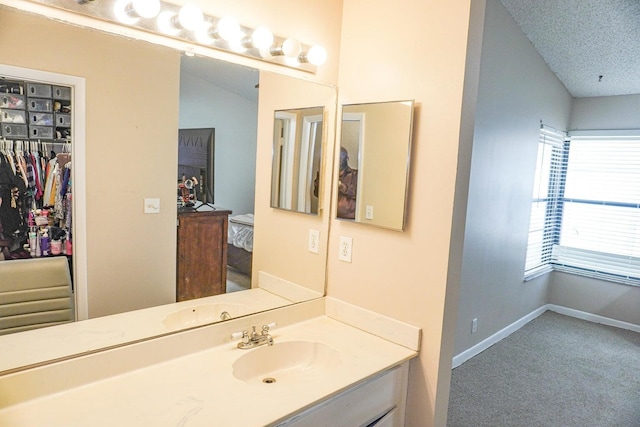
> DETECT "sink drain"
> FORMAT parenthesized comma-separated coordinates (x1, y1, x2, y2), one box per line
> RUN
(262, 377, 277, 384)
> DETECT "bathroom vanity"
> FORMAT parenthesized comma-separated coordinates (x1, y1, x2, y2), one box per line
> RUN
(0, 297, 420, 426)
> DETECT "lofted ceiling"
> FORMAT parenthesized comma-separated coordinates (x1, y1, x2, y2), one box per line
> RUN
(180, 54, 259, 102)
(499, 0, 640, 98)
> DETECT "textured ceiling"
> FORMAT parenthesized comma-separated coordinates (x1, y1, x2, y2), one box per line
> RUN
(499, 0, 640, 98)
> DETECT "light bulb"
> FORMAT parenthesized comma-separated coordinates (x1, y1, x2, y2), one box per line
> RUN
(229, 36, 247, 53)
(305, 46, 327, 66)
(259, 47, 274, 59)
(178, 4, 203, 31)
(131, 0, 160, 19)
(195, 22, 215, 44)
(281, 38, 301, 58)
(251, 27, 274, 50)
(216, 16, 241, 42)
(114, 0, 139, 25)
(157, 10, 180, 35)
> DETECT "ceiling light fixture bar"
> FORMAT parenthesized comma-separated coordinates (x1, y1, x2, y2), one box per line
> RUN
(31, 0, 326, 73)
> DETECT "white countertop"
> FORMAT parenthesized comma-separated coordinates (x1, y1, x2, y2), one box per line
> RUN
(0, 288, 291, 374)
(0, 314, 418, 426)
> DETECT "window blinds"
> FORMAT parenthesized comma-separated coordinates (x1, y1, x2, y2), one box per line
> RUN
(551, 134, 640, 285)
(525, 127, 640, 286)
(524, 126, 565, 279)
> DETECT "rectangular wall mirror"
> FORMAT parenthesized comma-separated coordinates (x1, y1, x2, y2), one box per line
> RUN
(338, 100, 415, 231)
(271, 107, 324, 215)
(0, 3, 336, 374)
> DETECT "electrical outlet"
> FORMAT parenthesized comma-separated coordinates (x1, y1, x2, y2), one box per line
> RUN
(365, 205, 374, 220)
(308, 229, 320, 254)
(471, 318, 478, 334)
(339, 236, 352, 262)
(144, 198, 160, 214)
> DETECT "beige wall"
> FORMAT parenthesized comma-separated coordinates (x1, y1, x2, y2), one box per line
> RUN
(0, 7, 181, 318)
(3, 0, 344, 317)
(254, 73, 336, 294)
(333, 0, 482, 425)
(5, 1, 487, 424)
(355, 102, 411, 229)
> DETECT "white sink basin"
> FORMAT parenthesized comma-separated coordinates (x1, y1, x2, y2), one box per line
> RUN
(163, 304, 247, 330)
(232, 340, 341, 385)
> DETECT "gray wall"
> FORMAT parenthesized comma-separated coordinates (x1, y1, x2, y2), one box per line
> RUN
(454, 0, 573, 355)
(571, 94, 640, 130)
(179, 70, 257, 216)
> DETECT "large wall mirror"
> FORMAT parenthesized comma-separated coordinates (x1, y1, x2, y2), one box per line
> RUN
(0, 3, 336, 374)
(271, 107, 324, 215)
(338, 100, 414, 231)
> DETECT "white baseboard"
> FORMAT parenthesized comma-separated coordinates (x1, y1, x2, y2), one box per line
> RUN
(452, 304, 640, 369)
(451, 305, 547, 368)
(547, 304, 640, 334)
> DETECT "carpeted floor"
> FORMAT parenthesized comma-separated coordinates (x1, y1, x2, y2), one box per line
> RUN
(447, 311, 640, 427)
(226, 266, 251, 293)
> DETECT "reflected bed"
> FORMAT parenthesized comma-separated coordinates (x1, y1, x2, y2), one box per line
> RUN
(227, 214, 253, 277)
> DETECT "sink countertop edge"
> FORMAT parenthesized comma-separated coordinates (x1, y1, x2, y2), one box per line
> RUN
(0, 310, 419, 426)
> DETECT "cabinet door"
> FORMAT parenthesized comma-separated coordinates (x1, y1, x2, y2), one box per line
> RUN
(176, 213, 228, 301)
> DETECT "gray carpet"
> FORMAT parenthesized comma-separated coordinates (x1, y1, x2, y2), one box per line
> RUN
(447, 311, 640, 427)
(226, 267, 250, 293)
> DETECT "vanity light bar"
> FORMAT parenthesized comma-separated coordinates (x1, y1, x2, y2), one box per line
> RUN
(40, 0, 326, 72)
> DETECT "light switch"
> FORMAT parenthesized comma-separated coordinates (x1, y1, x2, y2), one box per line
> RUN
(144, 198, 160, 214)
(365, 205, 374, 220)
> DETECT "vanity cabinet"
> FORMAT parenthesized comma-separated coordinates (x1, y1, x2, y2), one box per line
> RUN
(176, 208, 231, 301)
(277, 362, 409, 427)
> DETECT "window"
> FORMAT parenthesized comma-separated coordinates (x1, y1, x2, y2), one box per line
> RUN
(525, 128, 640, 286)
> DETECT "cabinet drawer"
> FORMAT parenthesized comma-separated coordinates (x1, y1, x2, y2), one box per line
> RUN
(30, 112, 54, 126)
(367, 407, 400, 427)
(55, 113, 71, 127)
(53, 85, 71, 100)
(2, 124, 28, 138)
(278, 364, 407, 427)
(1, 109, 26, 124)
(27, 98, 53, 112)
(0, 93, 25, 109)
(26, 83, 52, 98)
(29, 125, 54, 139)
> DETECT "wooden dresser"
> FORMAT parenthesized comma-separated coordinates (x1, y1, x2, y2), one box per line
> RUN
(176, 208, 231, 302)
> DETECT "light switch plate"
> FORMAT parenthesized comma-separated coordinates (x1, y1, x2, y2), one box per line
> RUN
(339, 236, 352, 262)
(144, 198, 160, 214)
(365, 205, 374, 220)
(308, 229, 320, 254)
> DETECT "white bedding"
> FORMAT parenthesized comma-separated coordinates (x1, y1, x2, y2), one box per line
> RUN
(228, 213, 254, 252)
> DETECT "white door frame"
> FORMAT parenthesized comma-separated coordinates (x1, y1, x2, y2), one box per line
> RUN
(0, 64, 88, 320)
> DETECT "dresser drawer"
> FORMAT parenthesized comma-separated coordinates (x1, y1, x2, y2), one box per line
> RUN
(26, 83, 52, 98)
(0, 93, 25, 109)
(2, 124, 28, 138)
(29, 125, 54, 139)
(52, 85, 71, 100)
(55, 113, 71, 127)
(27, 98, 53, 112)
(30, 112, 54, 126)
(1, 109, 26, 124)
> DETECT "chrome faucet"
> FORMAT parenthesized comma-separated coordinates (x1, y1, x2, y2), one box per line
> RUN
(220, 311, 231, 321)
(233, 323, 276, 349)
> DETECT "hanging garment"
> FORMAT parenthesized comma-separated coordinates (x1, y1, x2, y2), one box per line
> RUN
(0, 155, 26, 235)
